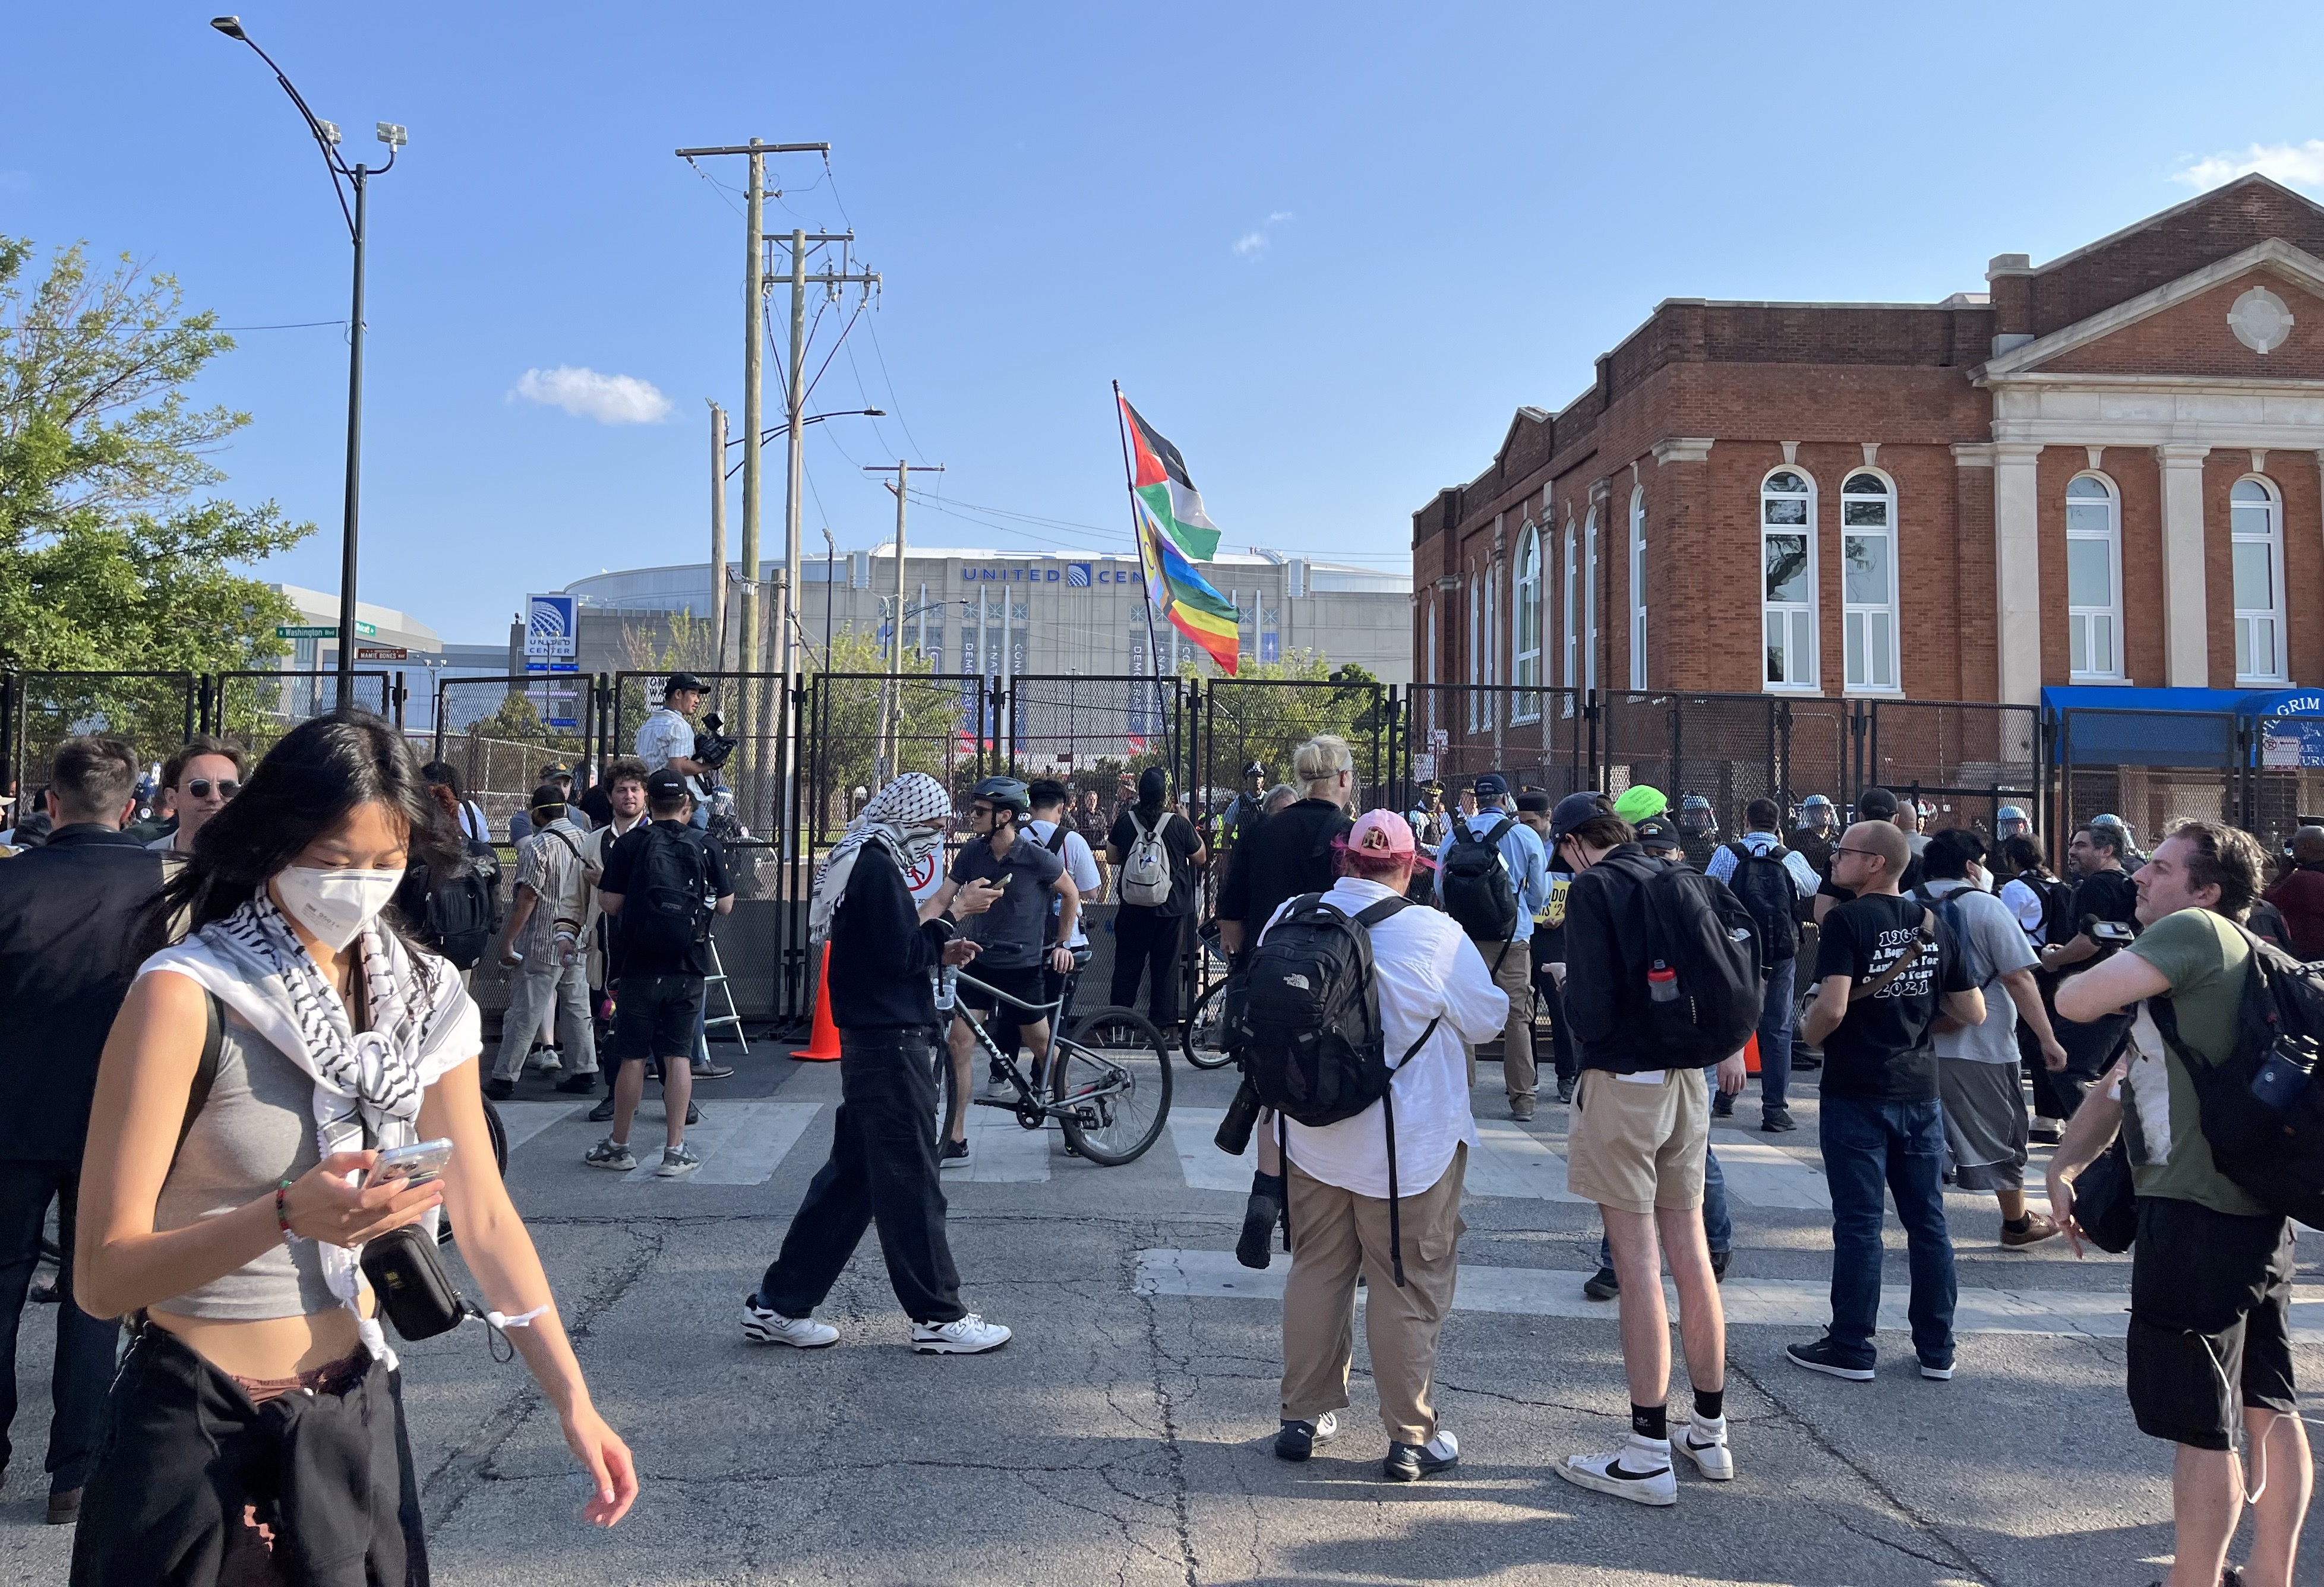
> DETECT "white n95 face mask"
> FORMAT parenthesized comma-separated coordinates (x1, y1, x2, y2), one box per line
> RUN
(274, 866, 403, 951)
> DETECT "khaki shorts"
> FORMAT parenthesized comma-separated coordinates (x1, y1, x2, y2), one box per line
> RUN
(1567, 1067, 1709, 1214)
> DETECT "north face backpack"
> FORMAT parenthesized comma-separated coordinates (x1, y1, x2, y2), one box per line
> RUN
(623, 824, 715, 962)
(1236, 892, 1441, 1285)
(1439, 817, 1520, 943)
(2150, 927, 2324, 1227)
(1639, 860, 1764, 1066)
(1723, 841, 1799, 964)
(1120, 811, 1174, 908)
(2022, 872, 2077, 950)
(422, 839, 503, 970)
(1912, 884, 1993, 991)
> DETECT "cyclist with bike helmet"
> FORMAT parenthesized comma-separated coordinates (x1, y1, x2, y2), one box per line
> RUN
(930, 777, 1081, 1168)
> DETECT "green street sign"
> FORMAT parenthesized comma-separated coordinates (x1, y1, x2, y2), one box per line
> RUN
(276, 621, 380, 638)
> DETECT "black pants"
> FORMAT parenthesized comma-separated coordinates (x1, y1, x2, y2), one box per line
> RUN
(2127, 1197, 2296, 1450)
(72, 1323, 425, 1586)
(1110, 907, 1187, 1027)
(757, 1029, 968, 1325)
(1530, 940, 1578, 1085)
(0, 1160, 119, 1495)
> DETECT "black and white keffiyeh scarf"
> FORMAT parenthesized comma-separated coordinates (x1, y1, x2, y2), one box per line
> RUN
(807, 772, 953, 944)
(140, 894, 481, 1362)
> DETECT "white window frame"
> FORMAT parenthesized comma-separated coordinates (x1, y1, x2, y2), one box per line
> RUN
(1425, 600, 1438, 735)
(1483, 564, 1498, 728)
(1628, 487, 1647, 690)
(2065, 472, 2124, 682)
(1513, 524, 1542, 722)
(2233, 475, 2288, 684)
(1761, 467, 1819, 691)
(1839, 469, 1900, 693)
(1562, 525, 1578, 690)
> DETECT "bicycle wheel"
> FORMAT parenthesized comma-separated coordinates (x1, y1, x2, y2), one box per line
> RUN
(1053, 1006, 1173, 1165)
(1180, 977, 1237, 1070)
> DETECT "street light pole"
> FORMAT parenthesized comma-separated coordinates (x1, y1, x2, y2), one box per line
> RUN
(210, 16, 402, 710)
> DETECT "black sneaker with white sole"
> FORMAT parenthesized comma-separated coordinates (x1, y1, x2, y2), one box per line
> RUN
(1381, 1431, 1458, 1482)
(1273, 1411, 1338, 1461)
(1786, 1335, 1876, 1380)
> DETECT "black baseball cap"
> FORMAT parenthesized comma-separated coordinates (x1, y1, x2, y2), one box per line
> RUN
(665, 671, 706, 694)
(538, 761, 571, 780)
(1856, 786, 1900, 820)
(1635, 815, 1681, 851)
(1515, 791, 1552, 815)
(1548, 791, 1608, 842)
(645, 767, 690, 802)
(1473, 774, 1508, 799)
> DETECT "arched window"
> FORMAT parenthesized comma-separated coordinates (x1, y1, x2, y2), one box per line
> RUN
(2234, 476, 2287, 683)
(2065, 474, 2122, 680)
(1483, 561, 1498, 728)
(1628, 488, 1648, 690)
(1583, 505, 1600, 694)
(1466, 574, 1479, 730)
(1840, 470, 1897, 691)
(1562, 524, 1578, 690)
(1761, 469, 1817, 688)
(1513, 525, 1542, 720)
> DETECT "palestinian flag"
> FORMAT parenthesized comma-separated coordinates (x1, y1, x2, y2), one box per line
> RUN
(1119, 394, 1221, 562)
(1135, 491, 1242, 676)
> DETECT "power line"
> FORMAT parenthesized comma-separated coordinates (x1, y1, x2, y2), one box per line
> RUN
(215, 318, 347, 331)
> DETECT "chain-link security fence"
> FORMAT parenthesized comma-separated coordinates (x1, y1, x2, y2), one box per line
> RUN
(1862, 699, 2043, 839)
(1, 671, 198, 802)
(209, 671, 395, 766)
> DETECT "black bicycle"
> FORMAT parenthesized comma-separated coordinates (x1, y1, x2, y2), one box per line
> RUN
(1180, 924, 1237, 1071)
(943, 970, 1173, 1165)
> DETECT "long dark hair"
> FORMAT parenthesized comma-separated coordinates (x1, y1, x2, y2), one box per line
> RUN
(139, 708, 459, 959)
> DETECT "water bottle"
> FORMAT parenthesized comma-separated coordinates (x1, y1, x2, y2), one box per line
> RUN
(935, 964, 960, 1012)
(1648, 965, 1679, 1004)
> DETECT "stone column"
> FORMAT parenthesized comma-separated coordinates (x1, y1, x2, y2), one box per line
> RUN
(2156, 444, 2213, 687)
(1991, 442, 2042, 705)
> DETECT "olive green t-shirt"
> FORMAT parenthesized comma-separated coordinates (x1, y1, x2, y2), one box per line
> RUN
(2119, 908, 2267, 1217)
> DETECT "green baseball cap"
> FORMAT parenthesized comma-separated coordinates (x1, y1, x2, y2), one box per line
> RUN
(1612, 785, 1668, 824)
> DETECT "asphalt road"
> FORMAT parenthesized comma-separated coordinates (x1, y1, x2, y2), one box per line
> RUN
(5, 1037, 2319, 1586)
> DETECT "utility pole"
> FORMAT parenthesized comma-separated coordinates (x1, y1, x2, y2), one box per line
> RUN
(864, 461, 943, 784)
(707, 401, 728, 667)
(768, 228, 878, 833)
(672, 140, 826, 839)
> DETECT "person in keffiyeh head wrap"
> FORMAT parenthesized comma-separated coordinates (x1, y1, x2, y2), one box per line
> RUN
(70, 709, 637, 1585)
(744, 773, 1016, 1357)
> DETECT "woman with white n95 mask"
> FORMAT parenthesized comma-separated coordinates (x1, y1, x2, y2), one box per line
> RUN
(71, 709, 637, 1583)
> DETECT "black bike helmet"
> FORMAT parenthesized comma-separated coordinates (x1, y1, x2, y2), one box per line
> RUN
(970, 776, 1031, 819)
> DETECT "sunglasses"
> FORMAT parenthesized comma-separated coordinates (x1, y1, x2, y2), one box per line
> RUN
(184, 778, 239, 800)
(1833, 845, 1883, 859)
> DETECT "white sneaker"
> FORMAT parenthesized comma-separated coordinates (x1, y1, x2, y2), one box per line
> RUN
(984, 1074, 1015, 1099)
(531, 1047, 563, 1074)
(740, 1296, 839, 1348)
(1675, 1414, 1734, 1480)
(912, 1314, 1011, 1355)
(1557, 1434, 1678, 1506)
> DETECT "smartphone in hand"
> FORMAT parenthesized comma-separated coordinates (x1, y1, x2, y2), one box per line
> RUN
(364, 1138, 455, 1191)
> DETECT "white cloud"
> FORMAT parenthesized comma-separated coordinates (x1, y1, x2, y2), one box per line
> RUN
(1268, 210, 1294, 223)
(1233, 231, 1270, 257)
(2173, 140, 2324, 191)
(511, 365, 671, 425)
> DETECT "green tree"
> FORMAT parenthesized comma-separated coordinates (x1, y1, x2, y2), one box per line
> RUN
(1201, 651, 1386, 797)
(0, 238, 313, 674)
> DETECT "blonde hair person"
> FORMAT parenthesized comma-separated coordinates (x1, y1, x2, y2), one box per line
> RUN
(1293, 735, 1356, 808)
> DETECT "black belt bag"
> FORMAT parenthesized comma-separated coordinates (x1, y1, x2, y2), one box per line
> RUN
(359, 1224, 472, 1341)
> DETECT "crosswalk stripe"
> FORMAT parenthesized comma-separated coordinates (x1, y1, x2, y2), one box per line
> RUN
(1712, 1140, 1833, 1210)
(1169, 1108, 1255, 1191)
(1133, 1248, 2324, 1342)
(495, 1102, 583, 1155)
(958, 1105, 1053, 1183)
(1465, 1122, 1590, 1201)
(694, 1102, 824, 1185)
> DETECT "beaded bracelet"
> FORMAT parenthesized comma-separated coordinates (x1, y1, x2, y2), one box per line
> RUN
(275, 1179, 298, 1248)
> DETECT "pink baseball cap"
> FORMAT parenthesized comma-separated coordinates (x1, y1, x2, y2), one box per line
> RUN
(1346, 809, 1416, 858)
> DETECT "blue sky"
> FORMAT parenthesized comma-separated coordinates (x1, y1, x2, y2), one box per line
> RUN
(8, 2, 2324, 644)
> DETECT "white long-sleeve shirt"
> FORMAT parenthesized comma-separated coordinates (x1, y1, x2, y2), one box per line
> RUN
(1261, 877, 1510, 1198)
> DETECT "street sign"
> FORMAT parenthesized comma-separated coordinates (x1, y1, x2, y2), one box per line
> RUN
(276, 621, 378, 639)
(526, 593, 579, 659)
(355, 646, 408, 662)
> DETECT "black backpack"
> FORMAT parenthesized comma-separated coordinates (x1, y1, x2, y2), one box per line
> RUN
(2021, 872, 2077, 950)
(1722, 841, 1798, 964)
(1439, 817, 1520, 942)
(423, 839, 503, 971)
(2149, 928, 2324, 1226)
(1236, 892, 1441, 1285)
(1640, 860, 1764, 1065)
(623, 824, 715, 962)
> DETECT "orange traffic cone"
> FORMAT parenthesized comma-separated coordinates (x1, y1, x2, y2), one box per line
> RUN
(791, 942, 841, 1061)
(1744, 1032, 1761, 1076)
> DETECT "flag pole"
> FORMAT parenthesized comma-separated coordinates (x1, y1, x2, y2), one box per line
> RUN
(1113, 380, 1173, 779)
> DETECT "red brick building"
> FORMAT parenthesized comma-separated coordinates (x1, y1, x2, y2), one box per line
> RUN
(1412, 176, 2324, 767)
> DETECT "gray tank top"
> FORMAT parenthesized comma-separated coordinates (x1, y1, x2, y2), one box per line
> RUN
(154, 1009, 340, 1319)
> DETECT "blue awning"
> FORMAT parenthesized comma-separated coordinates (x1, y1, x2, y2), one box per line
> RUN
(2042, 685, 2324, 767)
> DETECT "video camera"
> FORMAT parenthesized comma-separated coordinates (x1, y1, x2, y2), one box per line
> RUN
(692, 713, 740, 772)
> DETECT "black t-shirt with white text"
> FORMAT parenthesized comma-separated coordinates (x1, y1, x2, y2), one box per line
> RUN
(1813, 893, 1972, 1104)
